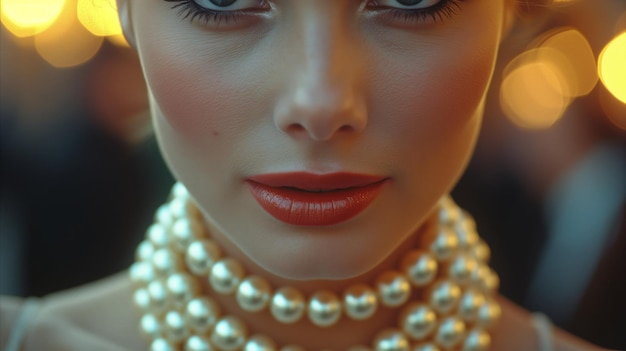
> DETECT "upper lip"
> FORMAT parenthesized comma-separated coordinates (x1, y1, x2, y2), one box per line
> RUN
(246, 172, 388, 191)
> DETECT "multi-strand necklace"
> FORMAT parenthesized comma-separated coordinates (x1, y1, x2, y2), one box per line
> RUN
(130, 183, 501, 351)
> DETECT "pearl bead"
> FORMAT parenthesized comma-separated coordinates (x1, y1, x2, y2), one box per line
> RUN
(471, 240, 490, 263)
(134, 187, 502, 350)
(458, 289, 486, 323)
(152, 248, 183, 277)
(172, 182, 190, 200)
(185, 335, 214, 351)
(166, 273, 199, 308)
(164, 310, 189, 343)
(186, 239, 222, 276)
(402, 250, 438, 287)
(429, 280, 462, 315)
(471, 266, 499, 293)
(148, 223, 170, 248)
(151, 338, 176, 351)
(244, 334, 277, 351)
(438, 201, 461, 225)
(237, 276, 272, 312)
(147, 279, 171, 314)
(171, 217, 203, 252)
(137, 240, 156, 262)
(140, 313, 162, 339)
(155, 204, 175, 228)
(400, 303, 437, 341)
(130, 261, 155, 286)
(462, 329, 491, 351)
(373, 329, 411, 351)
(454, 217, 478, 249)
(210, 258, 245, 295)
(448, 254, 478, 286)
(134, 288, 151, 311)
(308, 290, 342, 327)
(185, 297, 220, 333)
(376, 271, 411, 308)
(430, 228, 459, 262)
(481, 270, 499, 292)
(411, 343, 440, 351)
(344, 284, 378, 320)
(470, 265, 490, 289)
(435, 317, 466, 350)
(271, 287, 305, 324)
(169, 197, 199, 220)
(477, 300, 501, 329)
(211, 316, 248, 351)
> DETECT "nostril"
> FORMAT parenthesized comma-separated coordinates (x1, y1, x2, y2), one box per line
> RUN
(286, 124, 306, 133)
(338, 125, 354, 133)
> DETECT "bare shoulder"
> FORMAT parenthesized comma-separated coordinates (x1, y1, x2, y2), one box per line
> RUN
(493, 297, 612, 351)
(35, 271, 147, 350)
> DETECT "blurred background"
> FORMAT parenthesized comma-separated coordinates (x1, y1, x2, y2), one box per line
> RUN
(0, 0, 624, 349)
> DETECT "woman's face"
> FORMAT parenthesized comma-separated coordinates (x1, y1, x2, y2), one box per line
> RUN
(121, 0, 511, 281)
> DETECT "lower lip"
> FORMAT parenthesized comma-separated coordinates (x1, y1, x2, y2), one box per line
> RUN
(246, 180, 387, 226)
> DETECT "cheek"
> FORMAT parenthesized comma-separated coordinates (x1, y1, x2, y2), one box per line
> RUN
(136, 36, 268, 147)
(368, 27, 500, 190)
(143, 57, 239, 142)
(374, 43, 495, 141)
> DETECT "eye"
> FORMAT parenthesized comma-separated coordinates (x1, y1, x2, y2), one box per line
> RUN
(365, 0, 463, 25)
(192, 0, 261, 11)
(372, 0, 443, 10)
(165, 0, 271, 27)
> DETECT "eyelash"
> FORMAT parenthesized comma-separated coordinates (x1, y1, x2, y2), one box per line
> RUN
(370, 0, 464, 24)
(164, 0, 464, 26)
(164, 0, 271, 25)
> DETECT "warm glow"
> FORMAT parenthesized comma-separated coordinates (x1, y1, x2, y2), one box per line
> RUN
(499, 28, 600, 130)
(500, 60, 570, 130)
(540, 29, 598, 98)
(598, 32, 626, 104)
(34, 0, 103, 68)
(77, 0, 123, 37)
(0, 0, 66, 37)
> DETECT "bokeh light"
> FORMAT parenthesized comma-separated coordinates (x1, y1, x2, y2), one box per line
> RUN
(1, 0, 127, 68)
(500, 28, 598, 130)
(540, 29, 598, 98)
(77, 0, 123, 37)
(1, 0, 66, 37)
(34, 0, 103, 68)
(598, 31, 626, 104)
(501, 58, 571, 130)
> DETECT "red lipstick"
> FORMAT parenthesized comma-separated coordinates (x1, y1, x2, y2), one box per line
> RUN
(246, 172, 388, 226)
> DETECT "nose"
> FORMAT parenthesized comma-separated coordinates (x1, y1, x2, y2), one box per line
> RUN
(273, 19, 367, 142)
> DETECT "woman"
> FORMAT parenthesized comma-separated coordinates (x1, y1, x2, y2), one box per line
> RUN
(0, 0, 612, 350)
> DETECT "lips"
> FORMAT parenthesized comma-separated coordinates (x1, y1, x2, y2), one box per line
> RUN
(246, 172, 388, 226)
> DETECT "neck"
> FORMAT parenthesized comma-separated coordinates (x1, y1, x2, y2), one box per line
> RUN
(202, 211, 439, 294)
(200, 212, 439, 348)
(130, 184, 501, 350)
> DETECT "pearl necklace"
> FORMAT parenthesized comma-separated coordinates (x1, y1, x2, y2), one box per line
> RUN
(130, 183, 501, 351)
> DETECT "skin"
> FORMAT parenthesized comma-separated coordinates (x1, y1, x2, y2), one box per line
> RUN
(125, 0, 510, 345)
(0, 0, 612, 350)
(121, 0, 505, 287)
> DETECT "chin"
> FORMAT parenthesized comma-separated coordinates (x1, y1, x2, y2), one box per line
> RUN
(236, 213, 420, 283)
(257, 246, 383, 282)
